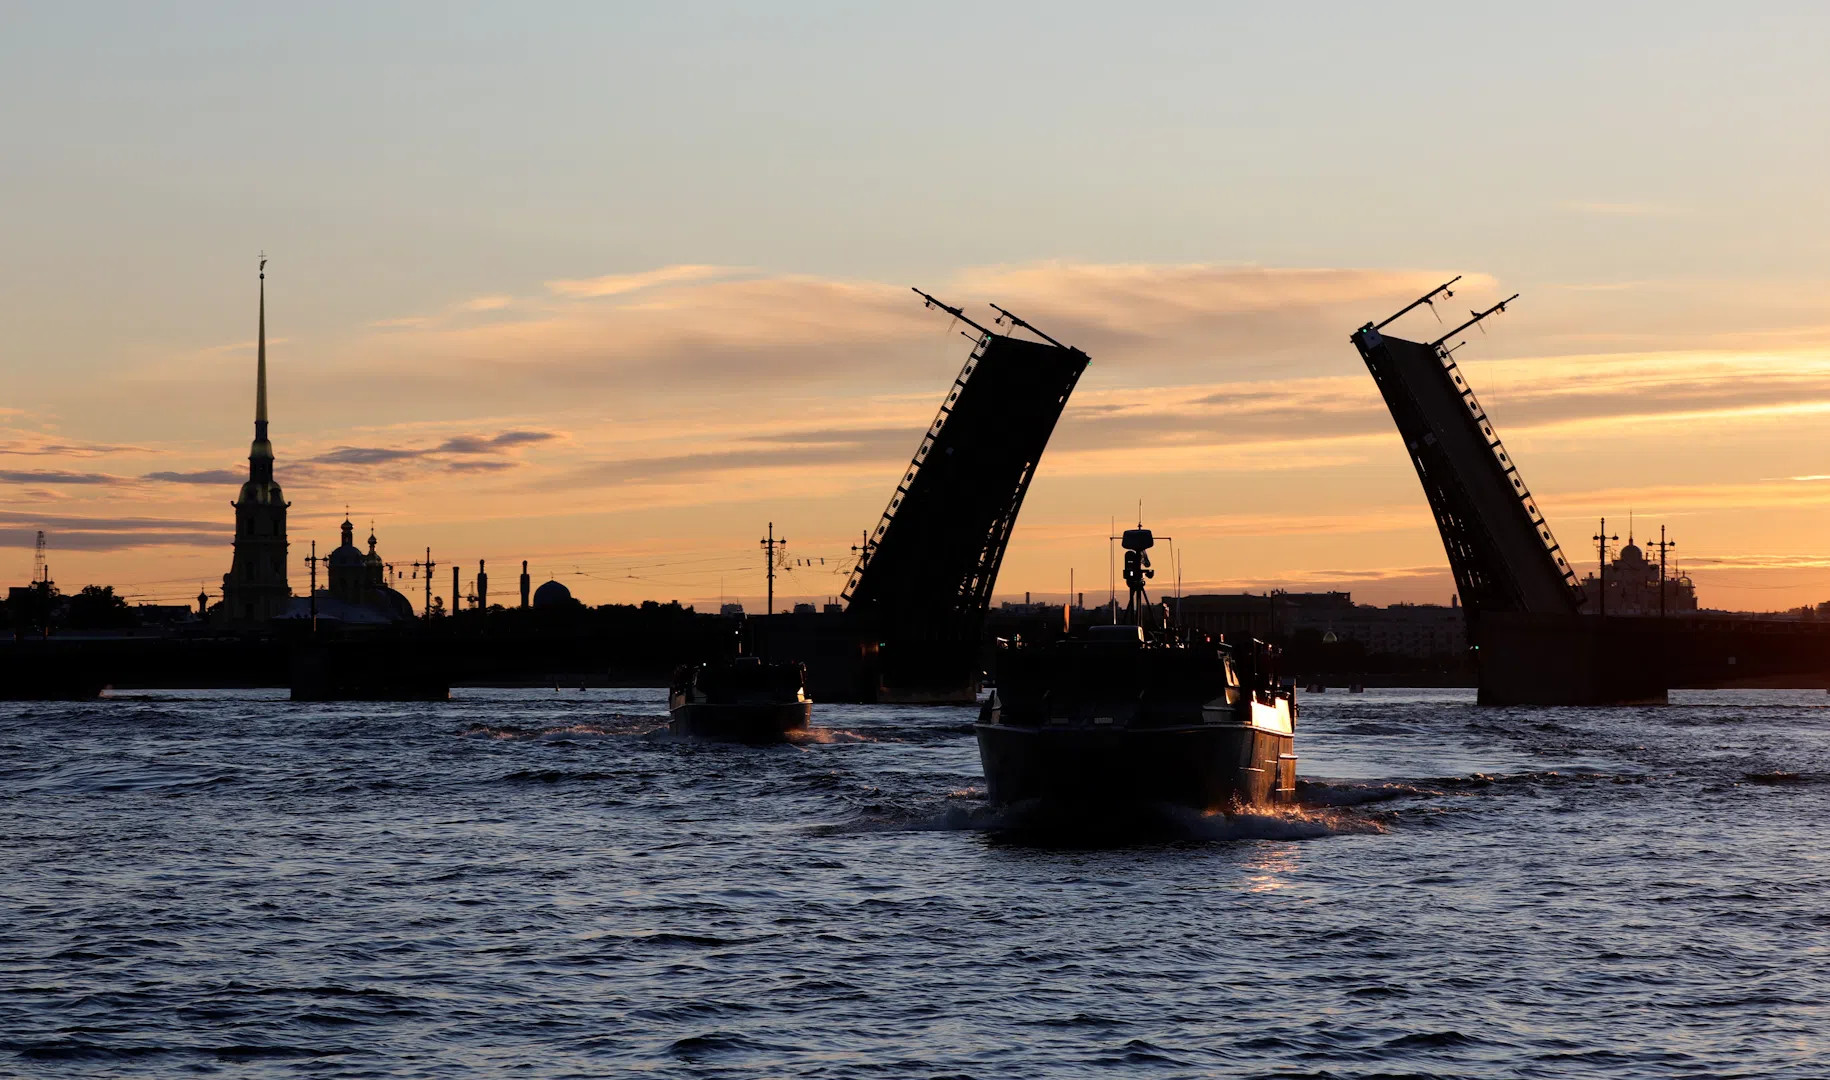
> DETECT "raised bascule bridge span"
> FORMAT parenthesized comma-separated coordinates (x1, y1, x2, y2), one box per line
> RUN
(1354, 280, 1830, 705)
(763, 290, 1089, 704)
(838, 290, 1090, 702)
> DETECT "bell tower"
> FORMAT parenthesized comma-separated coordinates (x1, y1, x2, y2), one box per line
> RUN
(218, 256, 292, 623)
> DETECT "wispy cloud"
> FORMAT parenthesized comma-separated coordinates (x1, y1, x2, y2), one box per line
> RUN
(435, 430, 558, 454)
(0, 469, 121, 485)
(546, 264, 742, 299)
(0, 439, 147, 457)
(0, 509, 229, 551)
(309, 429, 561, 469)
(312, 446, 421, 466)
(552, 428, 914, 488)
(143, 469, 243, 485)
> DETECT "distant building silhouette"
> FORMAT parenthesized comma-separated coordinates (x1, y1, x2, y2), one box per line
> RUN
(1579, 533, 1697, 616)
(1175, 590, 1466, 660)
(218, 259, 291, 624)
(278, 518, 413, 625)
(533, 579, 576, 609)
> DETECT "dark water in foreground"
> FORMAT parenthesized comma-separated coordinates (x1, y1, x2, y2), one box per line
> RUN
(2, 688, 1827, 1078)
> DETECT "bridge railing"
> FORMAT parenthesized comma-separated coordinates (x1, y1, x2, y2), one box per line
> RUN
(1435, 343, 1587, 605)
(841, 331, 992, 604)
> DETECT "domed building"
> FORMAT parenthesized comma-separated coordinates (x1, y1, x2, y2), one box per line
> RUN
(533, 578, 578, 610)
(1579, 528, 1697, 616)
(281, 518, 415, 625)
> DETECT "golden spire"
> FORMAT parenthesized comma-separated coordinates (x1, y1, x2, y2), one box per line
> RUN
(256, 253, 268, 435)
(246, 254, 275, 485)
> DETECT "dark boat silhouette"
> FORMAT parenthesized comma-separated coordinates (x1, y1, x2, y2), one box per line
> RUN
(975, 525, 1297, 812)
(668, 656, 812, 742)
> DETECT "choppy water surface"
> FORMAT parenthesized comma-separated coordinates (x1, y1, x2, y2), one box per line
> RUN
(3, 688, 1827, 1078)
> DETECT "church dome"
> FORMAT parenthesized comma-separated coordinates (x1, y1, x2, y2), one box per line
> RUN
(533, 579, 574, 608)
(327, 517, 365, 568)
(378, 587, 415, 621)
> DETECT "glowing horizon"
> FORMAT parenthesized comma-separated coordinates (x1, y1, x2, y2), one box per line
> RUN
(5, 6, 1828, 614)
(6, 260, 1830, 615)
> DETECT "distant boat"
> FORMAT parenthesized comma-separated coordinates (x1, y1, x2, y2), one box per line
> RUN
(668, 657, 812, 742)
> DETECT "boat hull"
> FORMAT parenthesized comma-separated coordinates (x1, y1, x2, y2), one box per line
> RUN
(975, 721, 1295, 811)
(667, 699, 812, 742)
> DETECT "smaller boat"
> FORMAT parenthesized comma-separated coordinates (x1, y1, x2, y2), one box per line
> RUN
(668, 656, 812, 741)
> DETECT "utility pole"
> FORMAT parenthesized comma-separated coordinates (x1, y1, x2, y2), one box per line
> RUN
(849, 529, 869, 577)
(1593, 518, 1619, 617)
(1108, 516, 1117, 624)
(305, 540, 320, 632)
(452, 566, 460, 615)
(759, 522, 785, 616)
(412, 548, 436, 619)
(1653, 526, 1676, 618)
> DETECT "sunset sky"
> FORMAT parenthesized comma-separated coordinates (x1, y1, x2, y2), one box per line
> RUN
(4, 4, 1829, 613)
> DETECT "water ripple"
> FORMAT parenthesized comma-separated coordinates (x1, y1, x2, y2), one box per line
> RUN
(2, 687, 1827, 1076)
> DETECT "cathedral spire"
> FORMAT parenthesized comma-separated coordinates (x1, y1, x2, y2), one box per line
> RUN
(221, 254, 291, 625)
(248, 255, 274, 484)
(256, 254, 269, 442)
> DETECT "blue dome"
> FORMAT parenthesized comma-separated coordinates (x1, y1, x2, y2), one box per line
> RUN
(532, 579, 573, 608)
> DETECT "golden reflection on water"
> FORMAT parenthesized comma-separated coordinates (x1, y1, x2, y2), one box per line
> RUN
(1243, 840, 1300, 893)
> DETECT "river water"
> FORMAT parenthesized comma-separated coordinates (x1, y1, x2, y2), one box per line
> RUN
(1, 688, 1825, 1078)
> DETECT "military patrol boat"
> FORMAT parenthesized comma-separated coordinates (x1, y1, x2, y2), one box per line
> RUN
(975, 525, 1297, 811)
(668, 656, 812, 741)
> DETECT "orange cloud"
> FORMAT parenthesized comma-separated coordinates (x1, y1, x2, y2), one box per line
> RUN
(545, 264, 744, 298)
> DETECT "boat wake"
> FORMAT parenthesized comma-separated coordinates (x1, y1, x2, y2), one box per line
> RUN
(787, 727, 875, 745)
(814, 795, 1387, 843)
(457, 717, 665, 740)
(1297, 778, 1441, 807)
